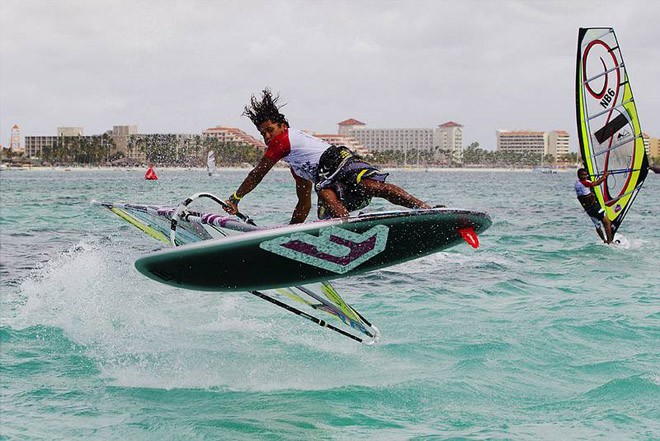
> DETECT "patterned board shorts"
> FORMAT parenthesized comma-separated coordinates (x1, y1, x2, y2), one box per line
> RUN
(315, 146, 389, 219)
(585, 204, 605, 227)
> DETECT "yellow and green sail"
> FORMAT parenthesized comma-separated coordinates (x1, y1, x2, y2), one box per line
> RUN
(576, 27, 649, 233)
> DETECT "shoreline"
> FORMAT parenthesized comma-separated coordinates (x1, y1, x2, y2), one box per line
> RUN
(1, 165, 574, 173)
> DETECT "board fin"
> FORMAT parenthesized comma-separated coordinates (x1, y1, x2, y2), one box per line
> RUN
(459, 227, 479, 249)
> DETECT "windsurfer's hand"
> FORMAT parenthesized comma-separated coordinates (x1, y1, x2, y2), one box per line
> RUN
(224, 192, 242, 215)
(223, 200, 238, 215)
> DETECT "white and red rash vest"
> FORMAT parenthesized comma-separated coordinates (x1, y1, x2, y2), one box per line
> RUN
(575, 178, 599, 209)
(263, 128, 331, 182)
(574, 178, 595, 197)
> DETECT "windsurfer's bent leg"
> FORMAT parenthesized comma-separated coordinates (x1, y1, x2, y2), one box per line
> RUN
(360, 179, 431, 210)
(602, 217, 614, 244)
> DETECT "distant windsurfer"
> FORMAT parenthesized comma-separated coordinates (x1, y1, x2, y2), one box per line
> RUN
(223, 88, 432, 223)
(574, 168, 613, 244)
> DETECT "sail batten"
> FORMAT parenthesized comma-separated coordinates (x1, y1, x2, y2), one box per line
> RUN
(575, 27, 649, 235)
(583, 63, 625, 84)
(602, 186, 643, 206)
(593, 134, 644, 158)
(586, 98, 634, 121)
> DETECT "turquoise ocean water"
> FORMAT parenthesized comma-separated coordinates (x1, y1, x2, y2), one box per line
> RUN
(1, 168, 659, 440)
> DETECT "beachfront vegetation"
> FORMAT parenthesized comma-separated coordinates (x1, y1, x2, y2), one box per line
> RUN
(125, 135, 262, 167)
(39, 133, 118, 166)
(461, 142, 578, 168)
(367, 142, 578, 168)
(15, 135, 263, 167)
(6, 138, 581, 169)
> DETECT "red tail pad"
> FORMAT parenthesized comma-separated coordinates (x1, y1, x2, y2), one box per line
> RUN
(458, 227, 479, 249)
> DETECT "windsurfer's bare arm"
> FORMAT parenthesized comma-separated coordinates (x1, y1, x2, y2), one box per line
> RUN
(318, 188, 350, 218)
(594, 170, 609, 185)
(290, 174, 312, 224)
(224, 156, 278, 214)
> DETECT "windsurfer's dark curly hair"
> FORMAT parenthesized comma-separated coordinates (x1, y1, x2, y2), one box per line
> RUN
(242, 88, 289, 128)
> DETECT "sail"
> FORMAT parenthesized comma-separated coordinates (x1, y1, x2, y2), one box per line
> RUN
(92, 198, 379, 344)
(91, 201, 259, 245)
(273, 283, 380, 343)
(575, 27, 649, 234)
(207, 151, 216, 176)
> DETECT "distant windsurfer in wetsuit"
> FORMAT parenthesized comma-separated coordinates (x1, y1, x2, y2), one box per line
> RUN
(574, 167, 613, 244)
(223, 88, 432, 224)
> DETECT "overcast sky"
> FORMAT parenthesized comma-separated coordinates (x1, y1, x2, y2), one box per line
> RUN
(1, 0, 658, 151)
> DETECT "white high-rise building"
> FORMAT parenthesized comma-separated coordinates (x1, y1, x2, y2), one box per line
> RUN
(496, 130, 547, 154)
(497, 129, 571, 159)
(547, 130, 570, 158)
(435, 122, 464, 161)
(337, 119, 464, 161)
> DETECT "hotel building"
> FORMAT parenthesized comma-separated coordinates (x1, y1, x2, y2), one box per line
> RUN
(647, 135, 659, 161)
(311, 133, 370, 157)
(112, 125, 139, 161)
(497, 129, 570, 158)
(547, 130, 570, 158)
(24, 125, 264, 163)
(202, 126, 266, 149)
(25, 127, 85, 158)
(337, 119, 464, 161)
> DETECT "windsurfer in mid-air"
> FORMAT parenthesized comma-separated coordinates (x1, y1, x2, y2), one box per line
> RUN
(574, 168, 613, 244)
(223, 88, 432, 223)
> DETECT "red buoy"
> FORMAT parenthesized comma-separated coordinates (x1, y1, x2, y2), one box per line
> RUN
(145, 165, 158, 180)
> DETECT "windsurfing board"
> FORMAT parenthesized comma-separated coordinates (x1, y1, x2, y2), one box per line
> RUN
(134, 208, 492, 292)
(610, 233, 630, 249)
